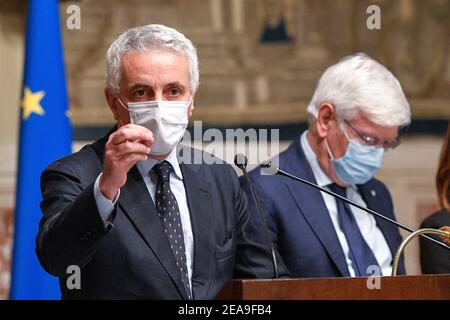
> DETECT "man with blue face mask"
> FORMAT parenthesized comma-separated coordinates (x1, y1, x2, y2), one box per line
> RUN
(241, 53, 411, 278)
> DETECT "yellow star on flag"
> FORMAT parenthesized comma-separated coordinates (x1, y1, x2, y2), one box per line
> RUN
(21, 86, 45, 120)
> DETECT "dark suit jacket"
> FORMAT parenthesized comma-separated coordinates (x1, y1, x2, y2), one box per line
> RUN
(420, 209, 450, 274)
(36, 131, 286, 299)
(240, 135, 406, 278)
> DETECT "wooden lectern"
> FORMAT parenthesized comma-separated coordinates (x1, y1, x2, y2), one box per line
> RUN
(217, 275, 450, 300)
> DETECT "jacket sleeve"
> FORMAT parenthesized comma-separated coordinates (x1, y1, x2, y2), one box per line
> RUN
(231, 166, 290, 279)
(36, 159, 114, 277)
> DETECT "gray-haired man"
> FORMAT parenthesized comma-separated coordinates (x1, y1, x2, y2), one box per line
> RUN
(36, 24, 287, 299)
(241, 53, 410, 278)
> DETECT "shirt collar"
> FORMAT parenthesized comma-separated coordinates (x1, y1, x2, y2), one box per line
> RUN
(137, 147, 183, 180)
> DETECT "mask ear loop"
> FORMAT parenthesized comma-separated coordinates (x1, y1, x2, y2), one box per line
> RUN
(326, 119, 353, 160)
(116, 96, 131, 111)
(186, 96, 194, 116)
(325, 139, 335, 160)
(114, 96, 131, 127)
(188, 96, 194, 111)
(342, 125, 351, 142)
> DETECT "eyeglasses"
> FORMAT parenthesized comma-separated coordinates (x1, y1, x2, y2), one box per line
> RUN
(344, 120, 401, 149)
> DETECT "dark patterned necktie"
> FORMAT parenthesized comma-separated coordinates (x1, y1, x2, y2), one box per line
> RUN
(151, 161, 191, 299)
(328, 183, 380, 276)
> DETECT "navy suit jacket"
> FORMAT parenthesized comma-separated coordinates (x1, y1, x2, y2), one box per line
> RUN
(240, 135, 406, 278)
(37, 130, 287, 299)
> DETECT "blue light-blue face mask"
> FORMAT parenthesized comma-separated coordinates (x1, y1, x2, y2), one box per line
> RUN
(326, 129, 384, 185)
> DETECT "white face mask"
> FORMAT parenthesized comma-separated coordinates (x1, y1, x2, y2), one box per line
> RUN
(117, 98, 191, 156)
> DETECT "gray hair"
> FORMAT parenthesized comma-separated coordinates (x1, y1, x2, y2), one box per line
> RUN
(307, 53, 411, 127)
(106, 24, 199, 94)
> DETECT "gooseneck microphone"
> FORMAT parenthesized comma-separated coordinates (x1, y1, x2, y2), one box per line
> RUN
(234, 154, 279, 278)
(261, 160, 450, 251)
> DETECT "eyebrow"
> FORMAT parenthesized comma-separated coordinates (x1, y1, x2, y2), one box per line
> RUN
(128, 83, 151, 91)
(127, 82, 187, 90)
(165, 81, 186, 88)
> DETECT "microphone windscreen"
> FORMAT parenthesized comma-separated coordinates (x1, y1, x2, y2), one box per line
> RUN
(234, 153, 248, 170)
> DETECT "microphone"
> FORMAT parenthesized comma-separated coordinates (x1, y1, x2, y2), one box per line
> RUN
(234, 154, 279, 278)
(261, 161, 450, 252)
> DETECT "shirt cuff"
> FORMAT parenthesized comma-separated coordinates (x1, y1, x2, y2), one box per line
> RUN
(94, 172, 120, 223)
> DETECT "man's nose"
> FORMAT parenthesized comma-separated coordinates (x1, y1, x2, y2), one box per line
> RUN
(154, 92, 165, 101)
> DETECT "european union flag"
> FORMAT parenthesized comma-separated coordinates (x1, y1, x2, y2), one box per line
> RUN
(10, 0, 71, 299)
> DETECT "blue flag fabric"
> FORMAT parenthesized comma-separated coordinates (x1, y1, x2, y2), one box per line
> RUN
(10, 0, 71, 299)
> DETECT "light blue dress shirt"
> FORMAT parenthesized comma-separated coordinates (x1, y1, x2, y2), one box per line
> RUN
(93, 147, 194, 289)
(300, 131, 393, 276)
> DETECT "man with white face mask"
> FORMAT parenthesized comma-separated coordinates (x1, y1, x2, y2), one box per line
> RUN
(241, 53, 411, 278)
(36, 24, 288, 299)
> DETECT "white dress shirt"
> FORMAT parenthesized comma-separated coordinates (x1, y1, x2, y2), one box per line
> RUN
(300, 131, 393, 276)
(93, 147, 194, 289)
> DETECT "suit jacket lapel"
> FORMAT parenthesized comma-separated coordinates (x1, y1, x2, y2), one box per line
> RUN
(284, 139, 351, 277)
(179, 163, 214, 300)
(357, 184, 399, 259)
(119, 166, 188, 299)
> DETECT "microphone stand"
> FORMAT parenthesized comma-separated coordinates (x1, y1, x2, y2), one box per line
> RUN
(235, 154, 279, 278)
(391, 228, 450, 275)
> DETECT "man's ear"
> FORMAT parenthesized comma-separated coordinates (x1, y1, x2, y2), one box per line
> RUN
(104, 87, 119, 121)
(188, 96, 195, 118)
(315, 103, 336, 138)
